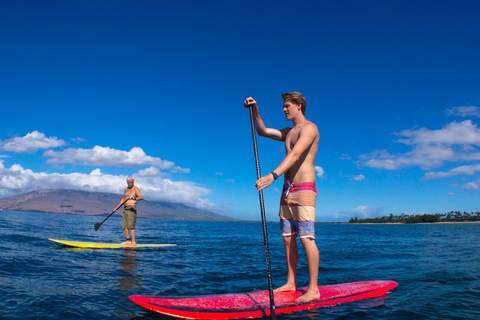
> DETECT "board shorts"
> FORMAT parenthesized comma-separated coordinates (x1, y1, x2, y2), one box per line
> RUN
(279, 181, 317, 239)
(122, 205, 137, 229)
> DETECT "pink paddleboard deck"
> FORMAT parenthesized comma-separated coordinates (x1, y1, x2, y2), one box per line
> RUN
(129, 280, 398, 319)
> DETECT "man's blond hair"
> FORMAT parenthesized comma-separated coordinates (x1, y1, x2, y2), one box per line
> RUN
(282, 92, 307, 115)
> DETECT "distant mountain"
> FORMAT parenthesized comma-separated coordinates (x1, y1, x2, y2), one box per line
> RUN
(0, 189, 238, 221)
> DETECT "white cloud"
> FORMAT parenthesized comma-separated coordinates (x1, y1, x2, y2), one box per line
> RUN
(359, 120, 480, 170)
(70, 137, 87, 144)
(0, 161, 219, 211)
(446, 106, 480, 118)
(448, 192, 455, 197)
(44, 145, 190, 172)
(137, 166, 166, 177)
(396, 120, 480, 146)
(423, 164, 480, 180)
(351, 174, 365, 181)
(314, 166, 325, 178)
(461, 180, 480, 190)
(335, 205, 384, 221)
(0, 131, 67, 153)
(133, 175, 213, 206)
(363, 158, 400, 170)
(338, 171, 366, 181)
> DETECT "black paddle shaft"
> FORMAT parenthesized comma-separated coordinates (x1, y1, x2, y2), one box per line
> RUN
(94, 198, 129, 231)
(248, 105, 277, 320)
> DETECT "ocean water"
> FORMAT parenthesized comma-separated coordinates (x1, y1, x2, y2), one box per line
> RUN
(1, 210, 480, 320)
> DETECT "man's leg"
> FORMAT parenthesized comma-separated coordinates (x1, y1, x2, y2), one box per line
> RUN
(122, 229, 131, 244)
(275, 235, 298, 292)
(130, 229, 137, 246)
(296, 237, 319, 302)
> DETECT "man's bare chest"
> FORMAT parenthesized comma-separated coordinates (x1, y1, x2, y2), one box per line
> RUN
(125, 188, 136, 196)
(285, 129, 301, 150)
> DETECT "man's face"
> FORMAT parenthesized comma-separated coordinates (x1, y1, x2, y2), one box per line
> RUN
(283, 100, 300, 120)
(127, 179, 134, 188)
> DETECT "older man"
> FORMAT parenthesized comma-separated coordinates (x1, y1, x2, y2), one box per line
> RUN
(114, 176, 143, 245)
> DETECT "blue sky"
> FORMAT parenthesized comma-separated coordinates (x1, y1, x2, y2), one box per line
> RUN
(1, 0, 479, 221)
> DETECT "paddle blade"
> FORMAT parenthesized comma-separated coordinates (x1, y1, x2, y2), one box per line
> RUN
(94, 222, 102, 231)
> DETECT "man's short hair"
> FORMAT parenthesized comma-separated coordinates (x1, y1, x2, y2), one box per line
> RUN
(127, 176, 134, 181)
(282, 92, 307, 115)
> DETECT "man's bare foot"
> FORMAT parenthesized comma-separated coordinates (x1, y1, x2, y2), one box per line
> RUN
(130, 242, 137, 246)
(121, 240, 132, 245)
(274, 284, 297, 292)
(295, 290, 320, 303)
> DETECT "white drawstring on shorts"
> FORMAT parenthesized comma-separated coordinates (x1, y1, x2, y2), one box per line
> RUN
(284, 180, 292, 198)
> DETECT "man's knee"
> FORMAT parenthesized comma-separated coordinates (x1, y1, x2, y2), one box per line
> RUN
(300, 237, 316, 246)
(282, 234, 297, 243)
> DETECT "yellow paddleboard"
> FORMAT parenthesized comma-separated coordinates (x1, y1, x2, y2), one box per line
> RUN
(49, 239, 176, 248)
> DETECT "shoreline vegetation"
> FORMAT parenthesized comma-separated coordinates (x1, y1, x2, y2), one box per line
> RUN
(349, 211, 480, 224)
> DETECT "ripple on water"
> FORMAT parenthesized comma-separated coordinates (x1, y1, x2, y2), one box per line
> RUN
(2, 212, 480, 319)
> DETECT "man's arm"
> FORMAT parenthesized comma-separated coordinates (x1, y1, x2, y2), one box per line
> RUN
(244, 97, 288, 141)
(255, 123, 318, 191)
(133, 187, 144, 201)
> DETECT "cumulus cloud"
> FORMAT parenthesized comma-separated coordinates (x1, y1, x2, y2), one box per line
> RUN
(0, 161, 124, 196)
(396, 120, 480, 146)
(334, 205, 384, 221)
(447, 106, 480, 118)
(0, 161, 219, 211)
(44, 145, 190, 172)
(359, 120, 480, 170)
(137, 166, 166, 177)
(314, 166, 325, 178)
(0, 131, 67, 153)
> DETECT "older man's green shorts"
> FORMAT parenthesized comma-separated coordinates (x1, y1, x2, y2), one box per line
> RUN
(122, 205, 137, 229)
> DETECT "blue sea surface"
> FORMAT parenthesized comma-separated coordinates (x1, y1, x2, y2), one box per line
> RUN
(1, 210, 480, 319)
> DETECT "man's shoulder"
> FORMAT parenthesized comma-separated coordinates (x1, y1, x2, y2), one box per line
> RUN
(302, 121, 319, 133)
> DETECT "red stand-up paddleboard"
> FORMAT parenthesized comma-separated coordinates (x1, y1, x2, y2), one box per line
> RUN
(129, 280, 398, 319)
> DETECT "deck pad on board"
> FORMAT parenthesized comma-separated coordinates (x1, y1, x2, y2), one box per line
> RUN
(129, 280, 398, 319)
(49, 239, 176, 248)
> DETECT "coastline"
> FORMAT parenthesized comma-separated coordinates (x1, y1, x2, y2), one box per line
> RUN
(347, 220, 480, 225)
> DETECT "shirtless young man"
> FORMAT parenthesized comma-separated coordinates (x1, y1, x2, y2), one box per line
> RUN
(244, 92, 320, 303)
(114, 176, 144, 246)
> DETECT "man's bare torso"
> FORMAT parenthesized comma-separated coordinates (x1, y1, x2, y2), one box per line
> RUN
(124, 187, 139, 207)
(284, 121, 319, 184)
